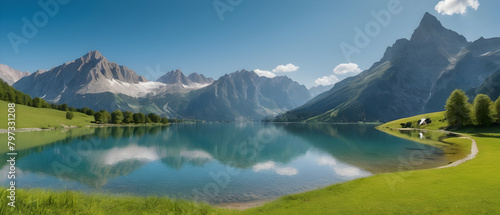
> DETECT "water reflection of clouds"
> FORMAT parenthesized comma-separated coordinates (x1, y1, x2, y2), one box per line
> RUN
(179, 150, 213, 160)
(103, 145, 160, 165)
(316, 156, 369, 177)
(102, 145, 213, 166)
(252, 161, 298, 176)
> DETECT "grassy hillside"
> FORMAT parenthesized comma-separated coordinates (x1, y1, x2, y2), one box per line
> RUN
(378, 111, 448, 130)
(0, 100, 94, 129)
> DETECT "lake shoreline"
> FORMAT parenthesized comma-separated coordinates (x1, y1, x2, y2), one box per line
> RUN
(0, 123, 170, 134)
(378, 127, 478, 169)
(1, 123, 478, 210)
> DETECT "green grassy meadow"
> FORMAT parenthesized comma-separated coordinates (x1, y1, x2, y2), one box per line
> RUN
(379, 111, 449, 130)
(0, 100, 95, 129)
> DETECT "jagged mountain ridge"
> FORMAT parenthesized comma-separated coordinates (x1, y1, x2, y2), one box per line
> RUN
(425, 37, 500, 112)
(12, 51, 310, 121)
(156, 69, 214, 88)
(273, 12, 500, 122)
(13, 50, 155, 103)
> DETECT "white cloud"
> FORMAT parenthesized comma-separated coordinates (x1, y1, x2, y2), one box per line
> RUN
(313, 63, 361, 86)
(254, 63, 299, 78)
(272, 63, 299, 73)
(435, 0, 479, 15)
(333, 63, 361, 74)
(254, 69, 276, 78)
(315, 75, 339, 86)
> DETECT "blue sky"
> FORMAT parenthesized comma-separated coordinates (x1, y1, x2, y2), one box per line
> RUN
(1, 0, 499, 87)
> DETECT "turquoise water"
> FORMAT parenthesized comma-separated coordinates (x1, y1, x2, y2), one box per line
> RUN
(1, 123, 448, 204)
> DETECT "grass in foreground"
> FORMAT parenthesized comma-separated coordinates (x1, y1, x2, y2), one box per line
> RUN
(0, 189, 231, 215)
(0, 100, 94, 129)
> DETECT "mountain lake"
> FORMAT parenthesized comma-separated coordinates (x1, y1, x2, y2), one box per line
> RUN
(0, 123, 459, 205)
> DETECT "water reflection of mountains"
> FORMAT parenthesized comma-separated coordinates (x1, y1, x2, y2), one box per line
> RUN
(279, 123, 448, 173)
(9, 123, 447, 188)
(12, 124, 311, 188)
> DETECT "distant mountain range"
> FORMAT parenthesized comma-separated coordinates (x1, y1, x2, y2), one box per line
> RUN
(0, 64, 30, 85)
(308, 84, 333, 98)
(273, 12, 500, 122)
(5, 13, 499, 122)
(8, 51, 310, 121)
(157, 69, 214, 87)
(172, 70, 311, 121)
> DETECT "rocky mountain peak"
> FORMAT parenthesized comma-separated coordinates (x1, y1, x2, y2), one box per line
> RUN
(417, 12, 443, 31)
(156, 69, 214, 87)
(409, 12, 469, 58)
(82, 50, 106, 62)
(156, 69, 189, 85)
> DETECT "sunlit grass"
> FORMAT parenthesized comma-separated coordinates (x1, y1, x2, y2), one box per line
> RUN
(0, 100, 95, 129)
(380, 111, 448, 130)
(0, 189, 231, 215)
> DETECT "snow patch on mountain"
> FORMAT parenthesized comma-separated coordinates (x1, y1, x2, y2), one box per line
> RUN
(182, 83, 211, 89)
(75, 78, 167, 97)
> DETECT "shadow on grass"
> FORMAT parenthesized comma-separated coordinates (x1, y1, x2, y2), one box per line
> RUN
(450, 124, 500, 139)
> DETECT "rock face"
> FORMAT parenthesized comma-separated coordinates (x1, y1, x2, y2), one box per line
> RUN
(425, 37, 500, 111)
(12, 51, 310, 121)
(0, 64, 30, 85)
(274, 12, 499, 122)
(14, 50, 149, 100)
(13, 50, 154, 110)
(156, 69, 214, 87)
(468, 69, 500, 101)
